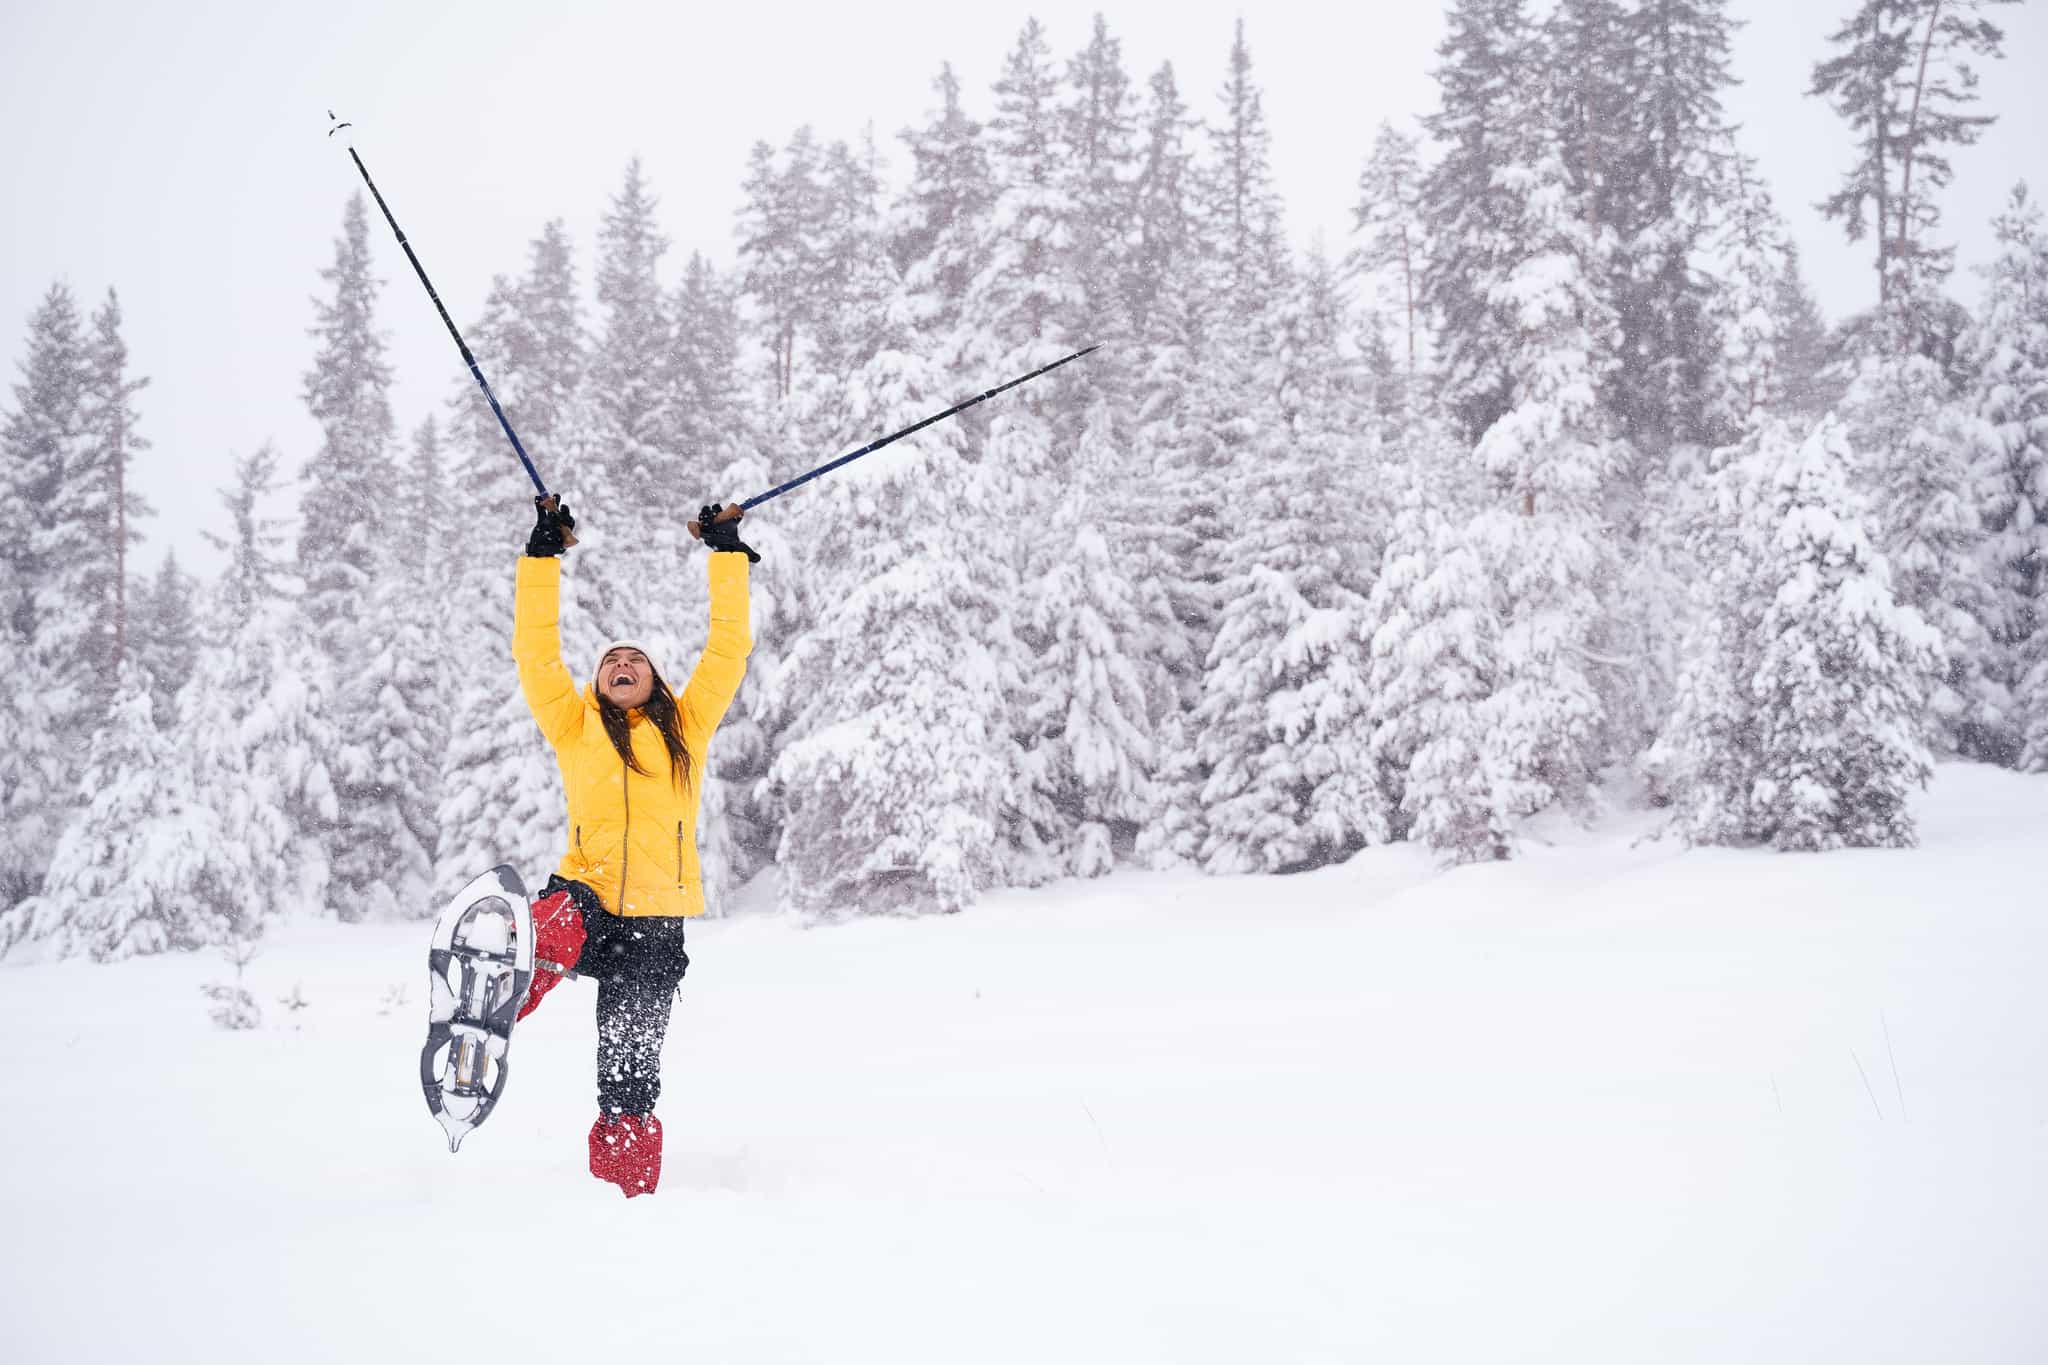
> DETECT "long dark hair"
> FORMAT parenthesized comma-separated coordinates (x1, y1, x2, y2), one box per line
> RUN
(597, 664, 692, 788)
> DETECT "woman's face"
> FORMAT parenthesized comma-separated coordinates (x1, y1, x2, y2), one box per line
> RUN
(599, 648, 655, 710)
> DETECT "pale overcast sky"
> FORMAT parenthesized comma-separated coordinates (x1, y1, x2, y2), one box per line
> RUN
(2, 0, 2044, 581)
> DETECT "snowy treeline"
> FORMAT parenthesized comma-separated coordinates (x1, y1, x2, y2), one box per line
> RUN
(4, 2, 2046, 959)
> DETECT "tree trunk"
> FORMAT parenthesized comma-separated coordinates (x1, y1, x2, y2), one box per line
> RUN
(1584, 62, 1600, 238)
(114, 409, 126, 667)
(1401, 225, 1418, 382)
(1895, 0, 1946, 311)
(1874, 6, 1895, 305)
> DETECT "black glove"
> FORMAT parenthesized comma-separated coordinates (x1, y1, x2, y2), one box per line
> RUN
(526, 496, 576, 558)
(697, 503, 760, 563)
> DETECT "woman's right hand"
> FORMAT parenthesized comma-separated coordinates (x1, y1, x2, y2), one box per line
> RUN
(693, 502, 760, 563)
(526, 495, 577, 557)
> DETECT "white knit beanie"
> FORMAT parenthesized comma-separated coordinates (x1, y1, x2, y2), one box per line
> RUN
(593, 638, 662, 686)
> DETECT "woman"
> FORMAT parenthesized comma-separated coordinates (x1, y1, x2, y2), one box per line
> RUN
(512, 494, 757, 1197)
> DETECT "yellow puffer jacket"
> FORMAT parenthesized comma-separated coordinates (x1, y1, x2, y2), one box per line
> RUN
(513, 553, 751, 918)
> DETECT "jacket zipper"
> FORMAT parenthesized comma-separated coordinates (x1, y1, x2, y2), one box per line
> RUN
(676, 821, 685, 892)
(619, 759, 630, 915)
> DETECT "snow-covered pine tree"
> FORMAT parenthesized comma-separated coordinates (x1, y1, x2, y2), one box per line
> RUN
(768, 317, 1015, 915)
(0, 283, 88, 908)
(1772, 249, 1840, 420)
(943, 18, 1151, 877)
(1643, 421, 1780, 841)
(1712, 151, 1795, 430)
(1650, 122, 1810, 788)
(965, 17, 1086, 375)
(0, 284, 83, 618)
(78, 288, 153, 675)
(359, 414, 449, 914)
(1841, 292, 2004, 758)
(1163, 258, 1268, 534)
(434, 226, 585, 900)
(1467, 71, 1624, 826)
(1646, 581, 1756, 844)
(727, 125, 839, 882)
(810, 129, 894, 389)
(894, 62, 996, 331)
(300, 192, 402, 920)
(1616, 426, 1716, 776)
(492, 220, 586, 444)
(669, 251, 745, 488)
(187, 445, 334, 935)
(1122, 283, 1258, 869)
(1126, 61, 1198, 351)
(732, 128, 886, 826)
(1197, 20, 1289, 326)
(1964, 184, 2048, 769)
(1365, 427, 1508, 861)
(1541, 0, 1632, 437)
(1059, 14, 1139, 350)
(1810, 0, 2019, 318)
(1020, 528, 1155, 876)
(1130, 23, 1307, 865)
(1049, 17, 1146, 458)
(1610, 0, 1741, 455)
(1422, 0, 1539, 443)
(592, 158, 674, 515)
(1544, 0, 1634, 242)
(1124, 58, 1204, 617)
(950, 18, 1098, 871)
(759, 128, 903, 690)
(1745, 417, 1937, 850)
(1124, 358, 1228, 871)
(1015, 399, 1158, 877)
(1350, 119, 1431, 391)
(33, 288, 140, 705)
(738, 130, 837, 405)
(3, 663, 212, 962)
(7, 288, 159, 935)
(133, 551, 199, 727)
(1192, 249, 1389, 873)
(1114, 66, 1215, 870)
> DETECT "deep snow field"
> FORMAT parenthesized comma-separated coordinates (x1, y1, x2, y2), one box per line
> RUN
(3, 765, 2044, 1364)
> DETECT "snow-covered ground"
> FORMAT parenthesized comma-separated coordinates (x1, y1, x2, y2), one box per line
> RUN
(3, 765, 2044, 1364)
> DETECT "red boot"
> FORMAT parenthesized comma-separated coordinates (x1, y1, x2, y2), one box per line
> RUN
(588, 1113, 663, 1197)
(517, 891, 587, 1022)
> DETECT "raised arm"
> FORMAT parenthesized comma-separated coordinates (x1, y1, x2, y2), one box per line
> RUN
(513, 499, 585, 745)
(679, 552, 753, 750)
(680, 502, 756, 749)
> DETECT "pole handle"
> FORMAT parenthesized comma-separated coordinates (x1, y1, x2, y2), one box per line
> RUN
(685, 502, 744, 541)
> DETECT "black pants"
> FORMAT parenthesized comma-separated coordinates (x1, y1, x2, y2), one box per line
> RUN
(546, 877, 690, 1118)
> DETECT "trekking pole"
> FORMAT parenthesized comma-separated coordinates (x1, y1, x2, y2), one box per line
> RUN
(326, 113, 567, 531)
(690, 345, 1100, 537)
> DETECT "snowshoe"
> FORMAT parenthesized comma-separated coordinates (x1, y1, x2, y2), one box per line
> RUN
(419, 865, 533, 1152)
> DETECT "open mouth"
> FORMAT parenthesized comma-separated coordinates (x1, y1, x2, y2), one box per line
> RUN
(611, 673, 634, 689)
